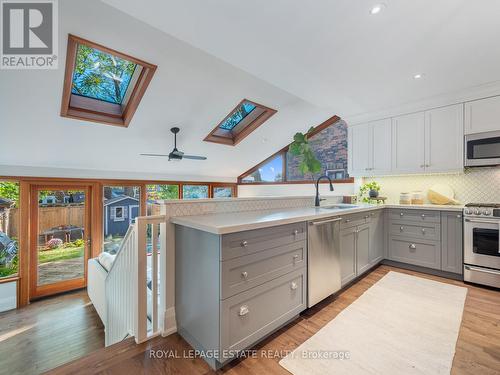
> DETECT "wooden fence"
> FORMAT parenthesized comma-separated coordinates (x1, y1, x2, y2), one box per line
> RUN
(1, 206, 85, 238)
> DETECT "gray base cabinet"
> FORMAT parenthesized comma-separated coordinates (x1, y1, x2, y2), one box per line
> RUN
(340, 227, 357, 286)
(368, 210, 384, 265)
(441, 212, 463, 274)
(175, 222, 307, 369)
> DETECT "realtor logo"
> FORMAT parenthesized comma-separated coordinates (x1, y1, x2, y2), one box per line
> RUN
(1, 0, 58, 69)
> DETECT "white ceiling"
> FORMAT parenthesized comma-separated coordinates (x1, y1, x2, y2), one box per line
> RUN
(103, 0, 500, 120)
(3, 0, 500, 181)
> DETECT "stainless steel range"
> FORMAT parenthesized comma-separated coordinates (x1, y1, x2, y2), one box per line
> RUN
(463, 203, 500, 288)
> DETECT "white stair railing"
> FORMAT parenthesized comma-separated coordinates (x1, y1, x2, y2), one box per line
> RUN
(104, 215, 167, 346)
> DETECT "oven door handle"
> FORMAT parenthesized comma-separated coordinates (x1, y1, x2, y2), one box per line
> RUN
(465, 265, 500, 276)
(464, 218, 500, 224)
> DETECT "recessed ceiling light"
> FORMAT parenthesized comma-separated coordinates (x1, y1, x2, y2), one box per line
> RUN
(370, 3, 386, 15)
(413, 73, 424, 79)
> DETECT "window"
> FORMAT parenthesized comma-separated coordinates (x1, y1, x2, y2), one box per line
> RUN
(61, 34, 157, 127)
(238, 116, 353, 184)
(204, 99, 277, 146)
(213, 186, 234, 198)
(0, 181, 19, 279)
(182, 185, 209, 199)
(103, 185, 141, 253)
(146, 184, 180, 216)
(241, 154, 284, 183)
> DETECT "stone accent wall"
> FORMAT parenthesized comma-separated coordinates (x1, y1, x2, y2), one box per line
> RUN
(286, 119, 349, 181)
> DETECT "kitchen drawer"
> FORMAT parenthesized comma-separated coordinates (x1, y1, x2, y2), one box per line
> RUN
(221, 222, 306, 261)
(220, 269, 305, 353)
(388, 236, 441, 270)
(340, 212, 370, 229)
(221, 241, 306, 299)
(388, 221, 441, 241)
(388, 209, 440, 224)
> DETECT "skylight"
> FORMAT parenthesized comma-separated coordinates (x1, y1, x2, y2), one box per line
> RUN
(71, 45, 137, 105)
(61, 34, 157, 127)
(219, 101, 256, 130)
(204, 99, 277, 146)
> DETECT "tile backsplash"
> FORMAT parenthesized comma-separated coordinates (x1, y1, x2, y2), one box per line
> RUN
(364, 167, 500, 204)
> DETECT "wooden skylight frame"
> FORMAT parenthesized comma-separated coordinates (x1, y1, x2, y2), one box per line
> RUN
(60, 34, 157, 127)
(204, 99, 277, 146)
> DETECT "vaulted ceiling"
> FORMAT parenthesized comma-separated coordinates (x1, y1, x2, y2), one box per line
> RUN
(2, 0, 500, 181)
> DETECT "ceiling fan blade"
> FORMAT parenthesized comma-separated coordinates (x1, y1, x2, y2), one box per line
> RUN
(171, 150, 184, 156)
(140, 153, 170, 157)
(182, 154, 207, 160)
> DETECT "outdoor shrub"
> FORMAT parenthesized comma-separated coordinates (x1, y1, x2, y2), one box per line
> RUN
(46, 238, 63, 249)
(73, 239, 85, 247)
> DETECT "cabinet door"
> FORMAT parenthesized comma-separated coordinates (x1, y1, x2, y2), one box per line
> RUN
(356, 224, 371, 275)
(371, 119, 392, 174)
(348, 124, 371, 176)
(369, 211, 384, 265)
(441, 212, 463, 274)
(425, 104, 464, 173)
(392, 112, 425, 173)
(465, 96, 500, 135)
(340, 227, 356, 286)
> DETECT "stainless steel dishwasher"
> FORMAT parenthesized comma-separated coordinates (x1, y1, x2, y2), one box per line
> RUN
(307, 216, 342, 307)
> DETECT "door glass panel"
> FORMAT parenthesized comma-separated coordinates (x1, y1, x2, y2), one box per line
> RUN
(103, 186, 141, 253)
(473, 228, 500, 257)
(0, 181, 19, 279)
(37, 190, 86, 286)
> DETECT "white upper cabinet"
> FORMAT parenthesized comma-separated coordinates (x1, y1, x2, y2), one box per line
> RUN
(348, 123, 371, 176)
(392, 112, 426, 174)
(348, 119, 391, 177)
(425, 104, 464, 173)
(465, 96, 500, 135)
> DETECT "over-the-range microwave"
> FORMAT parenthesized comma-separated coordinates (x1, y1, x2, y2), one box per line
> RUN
(465, 130, 500, 167)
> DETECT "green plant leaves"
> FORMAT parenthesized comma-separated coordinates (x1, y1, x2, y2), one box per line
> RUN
(289, 127, 322, 177)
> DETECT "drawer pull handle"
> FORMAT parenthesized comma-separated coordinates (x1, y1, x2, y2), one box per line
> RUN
(457, 214, 461, 218)
(409, 243, 416, 250)
(400, 226, 404, 232)
(241, 241, 248, 247)
(345, 219, 351, 223)
(364, 215, 369, 219)
(293, 254, 299, 262)
(421, 214, 426, 218)
(421, 228, 426, 234)
(293, 229, 299, 236)
(241, 271, 248, 279)
(239, 305, 249, 316)
(400, 212, 404, 216)
(290, 282, 298, 290)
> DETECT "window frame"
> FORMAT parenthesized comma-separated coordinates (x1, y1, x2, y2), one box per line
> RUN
(60, 34, 157, 127)
(112, 206, 125, 221)
(204, 99, 277, 146)
(237, 115, 354, 185)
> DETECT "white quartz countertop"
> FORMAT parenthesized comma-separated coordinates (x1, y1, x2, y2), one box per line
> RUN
(170, 203, 463, 234)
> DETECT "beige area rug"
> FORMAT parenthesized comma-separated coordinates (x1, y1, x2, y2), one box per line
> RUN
(280, 271, 467, 375)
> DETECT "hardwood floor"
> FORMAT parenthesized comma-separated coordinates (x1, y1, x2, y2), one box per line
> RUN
(0, 289, 104, 375)
(46, 265, 500, 375)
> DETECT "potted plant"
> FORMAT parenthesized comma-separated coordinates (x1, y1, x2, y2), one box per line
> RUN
(359, 181, 381, 203)
(289, 127, 322, 177)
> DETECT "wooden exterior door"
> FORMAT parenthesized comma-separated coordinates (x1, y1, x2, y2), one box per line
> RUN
(30, 185, 92, 299)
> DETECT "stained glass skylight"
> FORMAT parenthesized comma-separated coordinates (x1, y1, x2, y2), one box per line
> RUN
(71, 44, 137, 105)
(219, 101, 256, 130)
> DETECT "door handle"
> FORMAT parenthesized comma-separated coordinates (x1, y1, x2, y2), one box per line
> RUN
(465, 265, 500, 276)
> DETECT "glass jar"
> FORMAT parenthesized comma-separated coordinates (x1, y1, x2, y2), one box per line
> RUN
(399, 192, 411, 205)
(411, 191, 424, 205)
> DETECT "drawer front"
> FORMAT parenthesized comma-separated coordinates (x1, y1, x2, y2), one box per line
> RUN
(221, 222, 306, 261)
(340, 213, 370, 229)
(388, 209, 440, 224)
(220, 269, 305, 353)
(221, 241, 306, 299)
(388, 221, 441, 241)
(388, 236, 441, 270)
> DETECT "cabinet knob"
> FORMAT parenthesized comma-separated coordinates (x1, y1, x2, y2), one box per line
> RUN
(421, 214, 426, 218)
(456, 214, 461, 218)
(400, 226, 404, 232)
(293, 254, 299, 262)
(364, 215, 369, 219)
(290, 282, 298, 290)
(241, 271, 248, 279)
(421, 228, 426, 234)
(241, 240, 248, 247)
(409, 243, 416, 250)
(293, 229, 299, 236)
(239, 305, 249, 316)
(345, 219, 351, 223)
(400, 212, 404, 216)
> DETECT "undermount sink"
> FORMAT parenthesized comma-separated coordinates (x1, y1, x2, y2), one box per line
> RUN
(321, 204, 359, 210)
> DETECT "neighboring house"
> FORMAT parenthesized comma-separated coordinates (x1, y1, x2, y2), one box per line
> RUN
(103, 196, 140, 237)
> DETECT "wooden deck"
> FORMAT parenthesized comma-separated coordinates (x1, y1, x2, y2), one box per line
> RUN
(46, 265, 500, 375)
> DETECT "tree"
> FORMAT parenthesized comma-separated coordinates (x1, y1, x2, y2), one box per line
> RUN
(0, 182, 19, 206)
(147, 185, 179, 200)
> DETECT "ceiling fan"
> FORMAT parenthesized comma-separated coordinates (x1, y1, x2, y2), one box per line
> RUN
(140, 127, 207, 161)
